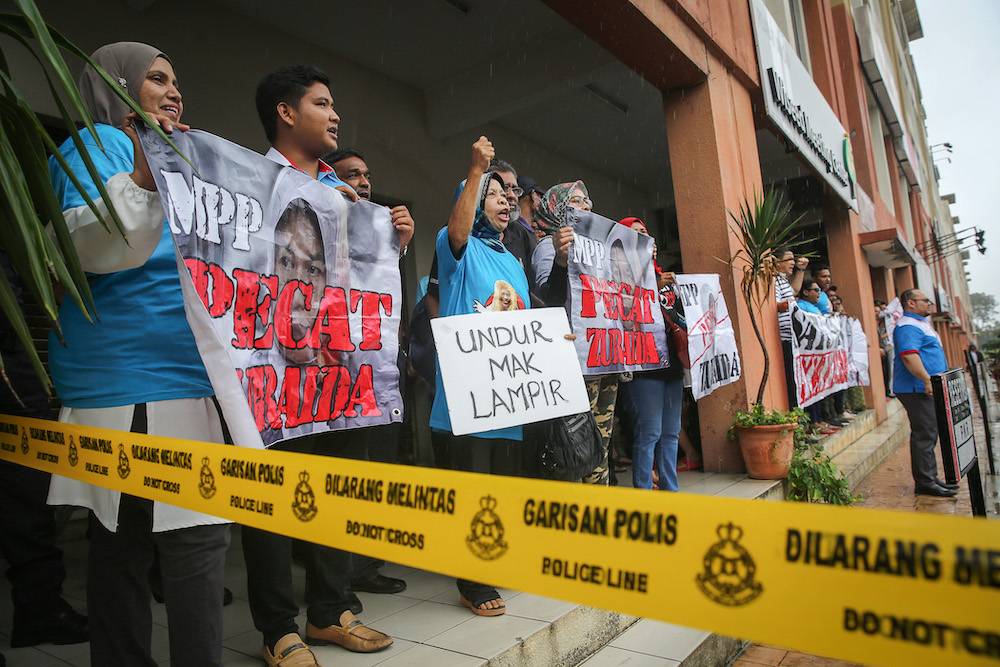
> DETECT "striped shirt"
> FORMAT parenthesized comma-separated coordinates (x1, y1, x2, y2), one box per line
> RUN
(775, 275, 795, 341)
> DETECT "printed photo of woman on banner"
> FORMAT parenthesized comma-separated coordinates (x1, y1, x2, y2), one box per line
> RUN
(565, 208, 669, 376)
(139, 127, 403, 448)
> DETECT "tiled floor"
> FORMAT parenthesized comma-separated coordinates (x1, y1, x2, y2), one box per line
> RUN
(0, 464, 774, 666)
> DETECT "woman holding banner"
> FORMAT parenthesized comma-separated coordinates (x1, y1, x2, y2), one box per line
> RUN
(431, 136, 531, 616)
(45, 43, 231, 666)
(797, 280, 838, 435)
(615, 218, 688, 491)
(531, 182, 618, 486)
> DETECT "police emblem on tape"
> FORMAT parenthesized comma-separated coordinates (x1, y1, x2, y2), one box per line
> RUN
(696, 522, 762, 606)
(117, 443, 131, 479)
(68, 436, 79, 467)
(199, 457, 217, 499)
(20, 427, 28, 455)
(292, 471, 318, 522)
(466, 495, 508, 560)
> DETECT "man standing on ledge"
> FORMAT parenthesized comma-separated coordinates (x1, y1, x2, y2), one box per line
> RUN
(893, 288, 959, 498)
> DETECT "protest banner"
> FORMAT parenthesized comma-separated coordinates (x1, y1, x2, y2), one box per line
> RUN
(139, 128, 403, 448)
(847, 316, 871, 387)
(792, 308, 849, 407)
(566, 209, 669, 376)
(431, 308, 589, 435)
(1, 412, 998, 667)
(675, 274, 742, 399)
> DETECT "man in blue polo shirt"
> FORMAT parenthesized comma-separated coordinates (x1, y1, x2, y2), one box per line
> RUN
(893, 288, 958, 497)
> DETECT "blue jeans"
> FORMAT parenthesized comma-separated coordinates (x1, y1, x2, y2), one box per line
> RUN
(624, 375, 684, 491)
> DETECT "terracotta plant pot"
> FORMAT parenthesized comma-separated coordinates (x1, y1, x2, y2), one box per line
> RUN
(734, 423, 795, 479)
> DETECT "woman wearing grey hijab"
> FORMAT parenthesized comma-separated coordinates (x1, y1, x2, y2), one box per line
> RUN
(46, 42, 231, 667)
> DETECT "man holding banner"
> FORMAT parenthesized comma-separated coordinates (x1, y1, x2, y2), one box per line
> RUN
(893, 289, 958, 498)
(241, 66, 397, 664)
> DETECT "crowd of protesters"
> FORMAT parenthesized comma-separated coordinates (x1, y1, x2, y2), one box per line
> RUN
(774, 253, 867, 435)
(0, 42, 700, 667)
(0, 40, 962, 667)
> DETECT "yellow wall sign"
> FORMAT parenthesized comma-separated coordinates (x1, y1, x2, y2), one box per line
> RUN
(1, 413, 998, 666)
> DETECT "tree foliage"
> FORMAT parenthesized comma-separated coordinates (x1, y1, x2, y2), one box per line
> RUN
(971, 292, 998, 332)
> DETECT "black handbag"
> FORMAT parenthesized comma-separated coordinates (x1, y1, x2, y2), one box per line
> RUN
(536, 411, 604, 481)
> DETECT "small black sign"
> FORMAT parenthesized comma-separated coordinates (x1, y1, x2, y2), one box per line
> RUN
(932, 368, 976, 484)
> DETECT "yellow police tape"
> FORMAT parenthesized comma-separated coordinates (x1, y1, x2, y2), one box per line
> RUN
(0, 413, 997, 666)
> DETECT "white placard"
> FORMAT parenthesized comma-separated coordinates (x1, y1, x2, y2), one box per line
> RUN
(431, 308, 590, 436)
(675, 274, 742, 400)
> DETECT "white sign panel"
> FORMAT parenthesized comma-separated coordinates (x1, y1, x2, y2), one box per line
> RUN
(431, 308, 589, 436)
(847, 317, 871, 388)
(750, 0, 858, 211)
(675, 274, 742, 400)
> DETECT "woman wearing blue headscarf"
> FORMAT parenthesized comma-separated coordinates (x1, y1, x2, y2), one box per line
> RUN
(431, 136, 530, 616)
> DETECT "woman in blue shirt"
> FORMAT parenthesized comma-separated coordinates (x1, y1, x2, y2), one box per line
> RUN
(796, 280, 836, 433)
(46, 42, 230, 667)
(432, 136, 530, 617)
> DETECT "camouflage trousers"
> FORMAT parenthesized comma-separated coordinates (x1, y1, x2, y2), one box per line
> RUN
(583, 375, 619, 485)
(847, 385, 867, 413)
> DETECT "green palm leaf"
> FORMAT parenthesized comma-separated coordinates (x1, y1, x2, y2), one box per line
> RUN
(728, 187, 813, 405)
(0, 0, 190, 401)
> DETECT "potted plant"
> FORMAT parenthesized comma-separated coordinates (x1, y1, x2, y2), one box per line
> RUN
(727, 188, 807, 479)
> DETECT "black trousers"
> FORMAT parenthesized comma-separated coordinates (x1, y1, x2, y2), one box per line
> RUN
(243, 432, 357, 648)
(0, 461, 67, 620)
(781, 340, 797, 408)
(896, 392, 940, 488)
(348, 424, 400, 585)
(88, 496, 230, 667)
(432, 431, 521, 603)
(0, 330, 68, 622)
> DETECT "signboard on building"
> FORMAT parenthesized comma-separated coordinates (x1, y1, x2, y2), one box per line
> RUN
(749, 0, 858, 212)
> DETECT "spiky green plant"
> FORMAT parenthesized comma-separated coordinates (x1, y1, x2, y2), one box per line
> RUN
(0, 0, 183, 401)
(728, 187, 809, 406)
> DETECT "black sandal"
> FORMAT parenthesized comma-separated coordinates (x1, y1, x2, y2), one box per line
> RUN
(460, 590, 506, 616)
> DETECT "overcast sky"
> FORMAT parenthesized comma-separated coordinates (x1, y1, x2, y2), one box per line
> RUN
(909, 0, 1000, 307)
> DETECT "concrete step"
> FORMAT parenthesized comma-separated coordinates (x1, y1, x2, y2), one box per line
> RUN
(830, 400, 909, 490)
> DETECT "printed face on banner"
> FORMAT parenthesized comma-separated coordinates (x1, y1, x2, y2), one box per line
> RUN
(675, 275, 742, 400)
(565, 209, 669, 375)
(271, 200, 330, 365)
(140, 128, 403, 448)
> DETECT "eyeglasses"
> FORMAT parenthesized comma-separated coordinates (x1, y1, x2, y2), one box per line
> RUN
(913, 298, 934, 304)
(501, 184, 524, 198)
(569, 196, 593, 208)
(804, 288, 819, 292)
